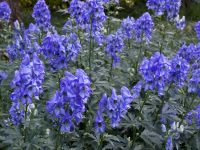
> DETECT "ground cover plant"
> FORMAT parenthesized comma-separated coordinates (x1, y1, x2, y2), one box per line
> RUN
(0, 0, 200, 149)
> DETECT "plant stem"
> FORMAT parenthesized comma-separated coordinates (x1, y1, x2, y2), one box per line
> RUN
(135, 43, 142, 75)
(24, 104, 29, 143)
(89, 20, 93, 74)
(139, 93, 147, 118)
(98, 134, 103, 150)
(109, 57, 113, 82)
(55, 129, 61, 150)
(107, 17, 110, 35)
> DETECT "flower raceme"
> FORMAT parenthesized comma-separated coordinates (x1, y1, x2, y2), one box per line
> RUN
(32, 0, 51, 30)
(195, 21, 200, 41)
(9, 53, 45, 125)
(105, 33, 124, 66)
(41, 32, 81, 71)
(68, 0, 106, 45)
(134, 12, 154, 43)
(146, 0, 166, 16)
(95, 86, 141, 133)
(147, 0, 185, 30)
(169, 55, 190, 88)
(139, 52, 171, 96)
(46, 69, 92, 133)
(7, 21, 41, 61)
(186, 105, 200, 129)
(0, 1, 11, 22)
(146, 0, 181, 20)
(118, 16, 135, 40)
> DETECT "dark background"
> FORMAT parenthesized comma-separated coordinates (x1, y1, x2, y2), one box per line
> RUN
(1, 0, 200, 24)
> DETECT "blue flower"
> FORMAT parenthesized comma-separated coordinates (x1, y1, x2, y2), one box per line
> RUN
(169, 55, 190, 87)
(195, 21, 200, 41)
(105, 33, 124, 66)
(131, 81, 143, 99)
(41, 32, 81, 71)
(146, 0, 182, 21)
(95, 87, 133, 132)
(32, 0, 51, 30)
(9, 102, 25, 126)
(9, 53, 45, 125)
(175, 15, 186, 30)
(63, 33, 81, 62)
(188, 69, 200, 96)
(146, 0, 166, 16)
(134, 12, 154, 43)
(139, 52, 170, 96)
(95, 111, 106, 133)
(0, 1, 11, 22)
(68, 0, 106, 44)
(118, 16, 135, 39)
(166, 136, 173, 150)
(186, 105, 200, 128)
(46, 69, 92, 133)
(165, 0, 181, 20)
(41, 33, 67, 70)
(7, 21, 41, 61)
(177, 43, 199, 63)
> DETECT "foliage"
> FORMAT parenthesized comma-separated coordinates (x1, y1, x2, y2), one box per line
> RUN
(0, 0, 200, 150)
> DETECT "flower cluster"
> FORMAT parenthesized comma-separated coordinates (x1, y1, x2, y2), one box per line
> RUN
(7, 21, 41, 61)
(131, 81, 143, 99)
(32, 0, 51, 30)
(41, 32, 81, 71)
(95, 87, 136, 133)
(195, 21, 200, 41)
(188, 69, 200, 96)
(177, 43, 200, 64)
(68, 0, 106, 44)
(186, 105, 200, 128)
(169, 55, 190, 87)
(165, 0, 181, 20)
(146, 0, 166, 16)
(139, 52, 170, 96)
(62, 33, 82, 62)
(46, 69, 92, 133)
(9, 53, 45, 125)
(146, 0, 184, 30)
(41, 33, 66, 70)
(162, 122, 184, 150)
(0, 1, 11, 22)
(68, 0, 85, 27)
(146, 0, 181, 20)
(105, 33, 124, 66)
(175, 15, 186, 30)
(118, 16, 135, 39)
(134, 12, 154, 43)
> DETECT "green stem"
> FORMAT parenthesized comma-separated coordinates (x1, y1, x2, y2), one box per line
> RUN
(77, 31, 82, 67)
(107, 17, 110, 35)
(139, 94, 147, 118)
(89, 20, 93, 73)
(98, 134, 103, 150)
(109, 57, 113, 82)
(128, 39, 131, 50)
(55, 129, 61, 150)
(24, 104, 29, 143)
(135, 43, 142, 75)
